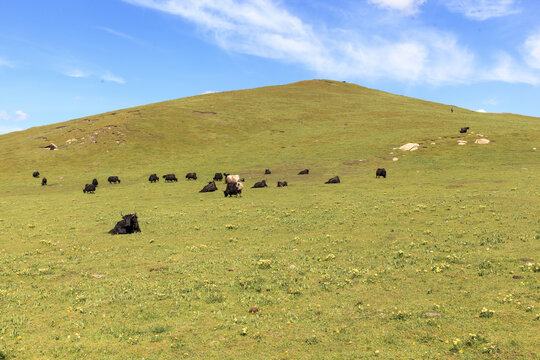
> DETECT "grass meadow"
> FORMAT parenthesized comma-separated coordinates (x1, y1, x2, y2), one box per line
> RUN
(0, 80, 538, 359)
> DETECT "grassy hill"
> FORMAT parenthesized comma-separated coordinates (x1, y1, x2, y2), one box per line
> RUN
(0, 80, 538, 359)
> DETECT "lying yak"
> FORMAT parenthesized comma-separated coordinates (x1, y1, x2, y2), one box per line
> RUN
(163, 174, 178, 182)
(92, 178, 99, 187)
(277, 181, 288, 187)
(108, 176, 121, 184)
(460, 127, 470, 133)
(224, 182, 243, 197)
(185, 172, 197, 180)
(213, 173, 223, 181)
(252, 180, 267, 188)
(148, 173, 159, 183)
(41, 178, 47, 186)
(83, 184, 96, 193)
(33, 171, 40, 178)
(109, 213, 141, 235)
(298, 169, 309, 175)
(265, 169, 271, 174)
(376, 168, 386, 179)
(325, 176, 340, 184)
(200, 181, 218, 193)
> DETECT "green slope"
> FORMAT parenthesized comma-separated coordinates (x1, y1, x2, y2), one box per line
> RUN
(0, 80, 538, 359)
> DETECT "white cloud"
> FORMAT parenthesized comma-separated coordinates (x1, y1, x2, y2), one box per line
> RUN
(0, 110, 11, 121)
(445, 0, 520, 21)
(97, 26, 137, 41)
(524, 31, 540, 70)
(368, 0, 426, 15)
(101, 72, 126, 84)
(0, 56, 14, 68)
(0, 125, 22, 134)
(484, 53, 540, 85)
(476, 109, 487, 112)
(64, 69, 88, 78)
(124, 0, 539, 86)
(0, 110, 29, 122)
(202, 90, 218, 94)
(62, 67, 125, 84)
(15, 110, 29, 121)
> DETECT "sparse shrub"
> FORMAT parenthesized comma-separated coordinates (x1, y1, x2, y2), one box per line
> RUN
(257, 259, 271, 269)
(479, 307, 495, 318)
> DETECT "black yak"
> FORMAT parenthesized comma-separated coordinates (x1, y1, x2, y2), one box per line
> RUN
(213, 173, 223, 181)
(277, 181, 288, 187)
(109, 213, 141, 235)
(185, 172, 197, 180)
(108, 176, 121, 184)
(376, 168, 386, 179)
(265, 169, 271, 174)
(41, 178, 47, 186)
(163, 174, 178, 182)
(92, 178, 98, 187)
(148, 174, 159, 183)
(33, 171, 40, 178)
(460, 127, 470, 133)
(325, 176, 340, 184)
(252, 180, 267, 188)
(83, 184, 96, 193)
(298, 169, 309, 175)
(200, 181, 218, 193)
(224, 182, 242, 197)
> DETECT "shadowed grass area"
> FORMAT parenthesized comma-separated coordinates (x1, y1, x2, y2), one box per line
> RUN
(0, 80, 538, 359)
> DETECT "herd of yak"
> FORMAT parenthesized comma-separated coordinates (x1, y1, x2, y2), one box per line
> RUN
(31, 167, 388, 197)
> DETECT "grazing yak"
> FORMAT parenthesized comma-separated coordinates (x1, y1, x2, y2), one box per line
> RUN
(185, 172, 197, 180)
(163, 174, 178, 182)
(252, 180, 267, 188)
(33, 171, 40, 178)
(213, 173, 223, 181)
(200, 181, 218, 193)
(108, 176, 121, 184)
(148, 173, 159, 183)
(277, 181, 288, 187)
(109, 213, 141, 235)
(460, 127, 470, 133)
(376, 168, 386, 179)
(41, 178, 47, 186)
(83, 184, 96, 193)
(92, 178, 99, 187)
(226, 174, 240, 184)
(265, 169, 271, 174)
(325, 176, 340, 184)
(224, 182, 243, 197)
(298, 169, 309, 175)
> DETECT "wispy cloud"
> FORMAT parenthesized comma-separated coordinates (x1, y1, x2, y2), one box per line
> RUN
(524, 30, 540, 70)
(368, 0, 426, 15)
(123, 0, 538, 86)
(14, 110, 29, 121)
(64, 68, 89, 78)
(484, 52, 540, 85)
(101, 72, 126, 84)
(444, 0, 520, 21)
(0, 56, 15, 68)
(0, 110, 10, 121)
(0, 125, 22, 135)
(61, 67, 125, 84)
(97, 26, 137, 41)
(0, 110, 29, 122)
(476, 109, 487, 112)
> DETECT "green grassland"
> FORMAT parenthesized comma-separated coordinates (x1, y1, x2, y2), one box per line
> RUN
(0, 80, 538, 359)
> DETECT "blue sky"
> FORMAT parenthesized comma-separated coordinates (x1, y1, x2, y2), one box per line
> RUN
(1, 0, 540, 134)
